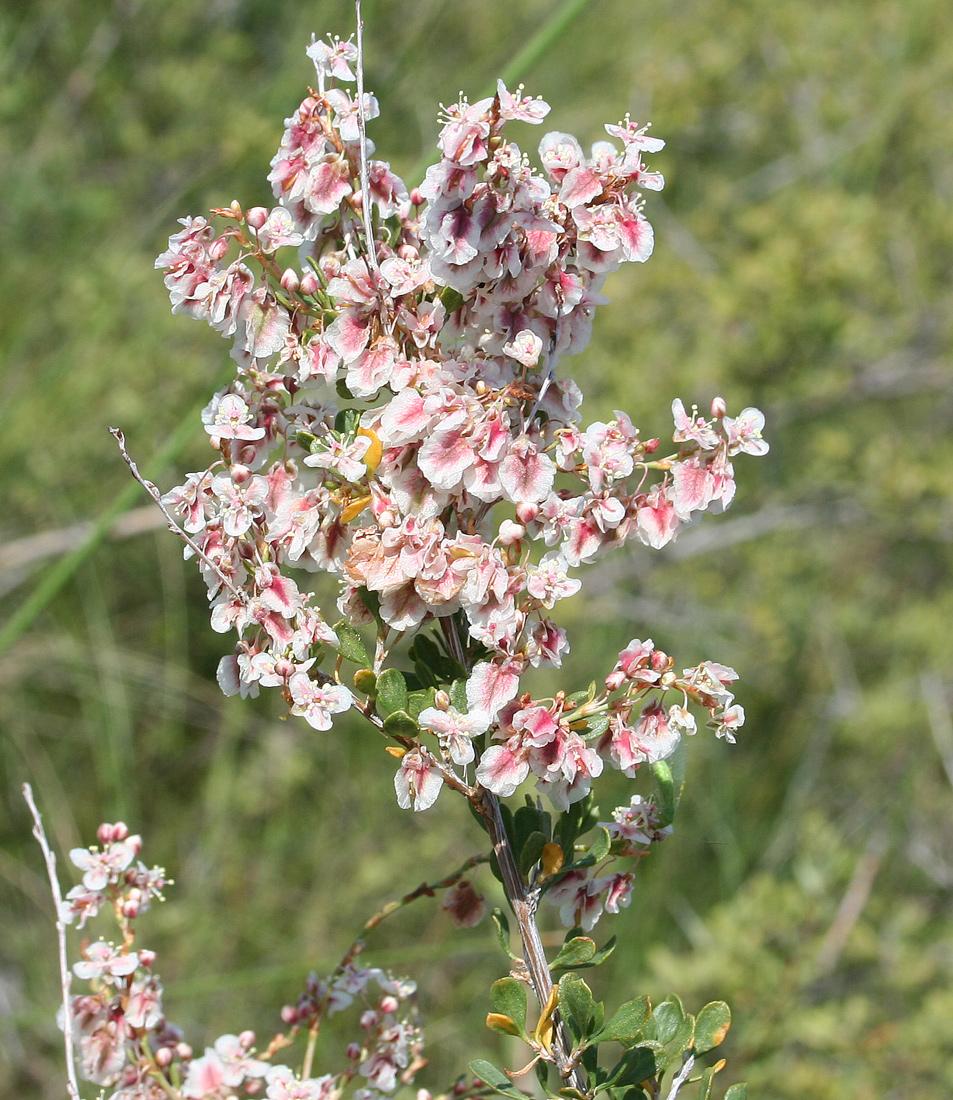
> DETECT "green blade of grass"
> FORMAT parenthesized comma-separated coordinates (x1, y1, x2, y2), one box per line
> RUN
(0, 399, 208, 662)
(410, 0, 601, 184)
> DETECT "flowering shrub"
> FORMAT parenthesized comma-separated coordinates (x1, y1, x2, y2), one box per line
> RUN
(34, 18, 767, 1100)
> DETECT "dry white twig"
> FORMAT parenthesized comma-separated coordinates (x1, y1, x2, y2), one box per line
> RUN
(22, 782, 82, 1100)
(109, 428, 246, 604)
(663, 1053, 696, 1100)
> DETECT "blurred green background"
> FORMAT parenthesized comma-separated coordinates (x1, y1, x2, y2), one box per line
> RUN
(2, 0, 952, 1096)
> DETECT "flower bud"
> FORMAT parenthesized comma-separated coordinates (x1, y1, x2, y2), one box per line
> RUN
(346, 1042, 362, 1061)
(515, 502, 539, 525)
(237, 444, 258, 465)
(299, 271, 320, 296)
(155, 1047, 173, 1067)
(433, 690, 450, 711)
(379, 995, 399, 1014)
(644, 437, 660, 454)
(659, 670, 677, 688)
(710, 395, 727, 419)
(229, 200, 243, 218)
(281, 1004, 298, 1024)
(122, 897, 141, 919)
(650, 650, 669, 672)
(280, 268, 300, 293)
(229, 463, 251, 484)
(209, 237, 230, 262)
(176, 1043, 193, 1061)
(239, 1030, 255, 1049)
(246, 207, 268, 230)
(409, 187, 423, 206)
(246, 1083, 263, 1096)
(360, 1009, 379, 1030)
(497, 520, 524, 546)
(138, 949, 156, 967)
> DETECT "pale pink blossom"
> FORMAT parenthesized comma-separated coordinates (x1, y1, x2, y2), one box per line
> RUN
(394, 750, 444, 812)
(289, 674, 353, 730)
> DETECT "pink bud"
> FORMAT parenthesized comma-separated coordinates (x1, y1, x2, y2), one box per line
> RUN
(246, 207, 268, 230)
(497, 520, 524, 546)
(515, 502, 539, 525)
(352, 189, 364, 211)
(209, 237, 230, 262)
(138, 949, 156, 967)
(229, 463, 251, 484)
(96, 823, 112, 845)
(176, 1043, 193, 1061)
(433, 690, 450, 711)
(128, 835, 142, 856)
(606, 672, 625, 692)
(237, 444, 258, 465)
(113, 822, 130, 842)
(281, 1005, 297, 1024)
(246, 1082, 263, 1096)
(299, 271, 320, 296)
(275, 657, 295, 679)
(346, 1042, 362, 1061)
(156, 1047, 173, 1067)
(280, 268, 300, 293)
(409, 187, 423, 206)
(360, 1009, 379, 1030)
(239, 1030, 255, 1049)
(649, 650, 668, 672)
(379, 995, 399, 1014)
(122, 898, 140, 919)
(710, 395, 727, 419)
(644, 437, 660, 454)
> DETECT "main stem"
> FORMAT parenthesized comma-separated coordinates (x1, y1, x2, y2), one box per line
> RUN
(480, 789, 588, 1094)
(444, 615, 586, 1093)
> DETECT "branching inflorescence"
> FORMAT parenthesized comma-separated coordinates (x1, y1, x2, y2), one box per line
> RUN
(43, 21, 766, 1100)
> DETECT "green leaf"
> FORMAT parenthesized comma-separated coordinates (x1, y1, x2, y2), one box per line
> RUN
(519, 831, 548, 875)
(490, 977, 528, 1033)
(468, 1059, 525, 1100)
(724, 1087, 748, 1100)
(558, 1090, 588, 1100)
(651, 761, 676, 827)
(549, 936, 597, 970)
(440, 285, 466, 312)
(586, 935, 617, 968)
(406, 687, 437, 719)
(643, 996, 694, 1072)
(582, 714, 610, 740)
(594, 995, 651, 1043)
(694, 1002, 731, 1054)
(599, 1046, 658, 1092)
(449, 679, 468, 711)
(535, 1061, 548, 1092)
(587, 826, 611, 864)
(557, 973, 598, 1042)
(333, 408, 361, 434)
(513, 804, 544, 854)
(491, 908, 521, 961)
(376, 668, 409, 716)
(333, 620, 370, 666)
(382, 710, 419, 738)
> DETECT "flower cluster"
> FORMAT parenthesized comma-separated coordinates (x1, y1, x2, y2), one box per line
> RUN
(155, 36, 766, 826)
(63, 824, 423, 1100)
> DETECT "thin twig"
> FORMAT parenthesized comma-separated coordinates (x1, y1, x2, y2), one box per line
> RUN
(362, 852, 490, 931)
(353, 0, 379, 276)
(663, 1053, 695, 1100)
(109, 428, 245, 604)
(22, 783, 81, 1100)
